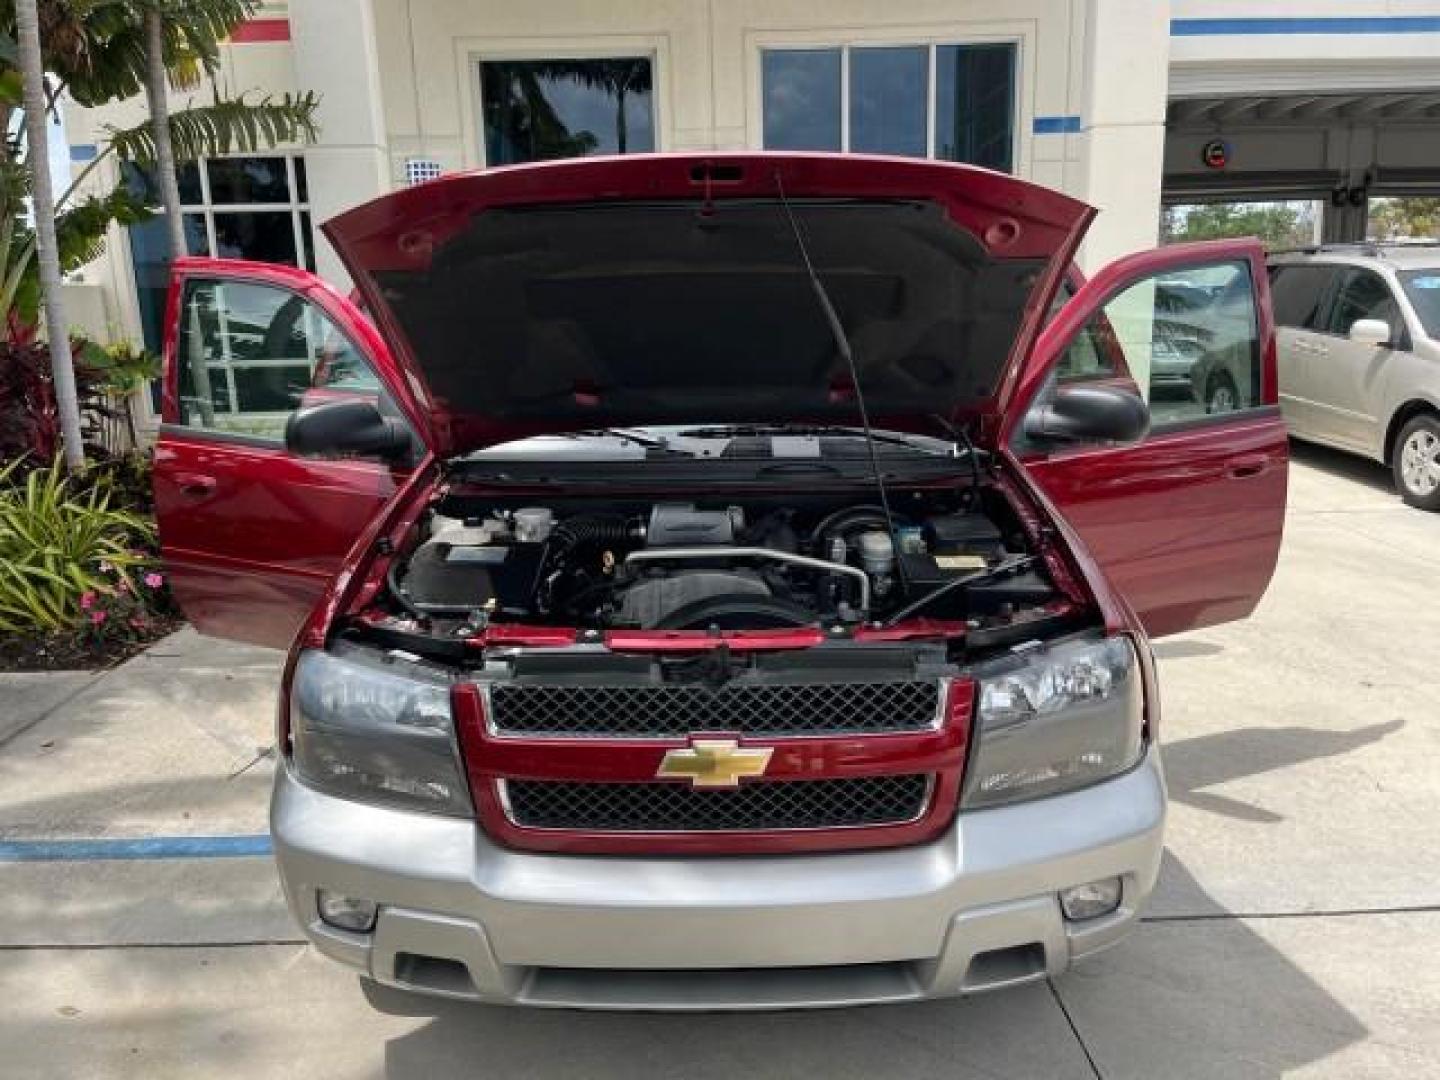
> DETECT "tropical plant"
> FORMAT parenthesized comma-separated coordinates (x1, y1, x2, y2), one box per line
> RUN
(0, 336, 109, 463)
(0, 0, 321, 468)
(0, 455, 155, 632)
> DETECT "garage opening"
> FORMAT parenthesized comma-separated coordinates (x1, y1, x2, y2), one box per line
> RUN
(1162, 90, 1440, 246)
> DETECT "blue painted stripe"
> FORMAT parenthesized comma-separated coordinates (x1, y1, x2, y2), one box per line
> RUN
(69, 143, 99, 162)
(1172, 16, 1440, 36)
(0, 834, 272, 863)
(1033, 115, 1082, 135)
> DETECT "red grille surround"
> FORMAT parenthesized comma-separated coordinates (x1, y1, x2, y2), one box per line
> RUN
(452, 676, 974, 855)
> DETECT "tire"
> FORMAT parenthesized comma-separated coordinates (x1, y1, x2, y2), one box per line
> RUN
(1205, 373, 1238, 415)
(1392, 413, 1440, 511)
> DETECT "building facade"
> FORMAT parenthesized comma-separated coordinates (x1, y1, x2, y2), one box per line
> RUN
(62, 1, 1440, 425)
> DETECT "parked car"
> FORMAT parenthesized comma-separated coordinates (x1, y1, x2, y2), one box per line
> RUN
(154, 153, 1286, 1009)
(1269, 242, 1440, 509)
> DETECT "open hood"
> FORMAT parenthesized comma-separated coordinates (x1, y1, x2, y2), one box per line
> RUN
(325, 153, 1094, 457)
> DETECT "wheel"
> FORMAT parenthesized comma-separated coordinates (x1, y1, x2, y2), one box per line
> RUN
(1205, 373, 1238, 415)
(1393, 413, 1440, 511)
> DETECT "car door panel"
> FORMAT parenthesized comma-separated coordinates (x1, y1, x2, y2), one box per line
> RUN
(1313, 268, 1403, 457)
(155, 259, 421, 649)
(1008, 239, 1287, 639)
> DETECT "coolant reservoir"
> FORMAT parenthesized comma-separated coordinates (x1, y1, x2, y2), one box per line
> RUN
(513, 507, 556, 543)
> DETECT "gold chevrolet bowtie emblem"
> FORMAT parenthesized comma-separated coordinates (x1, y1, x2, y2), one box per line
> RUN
(657, 739, 774, 788)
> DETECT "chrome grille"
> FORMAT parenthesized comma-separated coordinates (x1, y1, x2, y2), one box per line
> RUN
(502, 775, 931, 832)
(487, 680, 942, 738)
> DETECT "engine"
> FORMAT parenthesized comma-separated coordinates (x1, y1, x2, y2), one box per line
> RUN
(386, 495, 1049, 633)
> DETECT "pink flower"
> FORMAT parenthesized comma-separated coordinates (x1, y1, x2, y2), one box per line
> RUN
(90, 610, 108, 626)
(80, 591, 96, 610)
(129, 617, 147, 629)
(143, 572, 164, 589)
(99, 561, 113, 573)
(117, 578, 131, 593)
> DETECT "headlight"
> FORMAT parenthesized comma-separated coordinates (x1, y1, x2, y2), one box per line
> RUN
(962, 634, 1143, 809)
(289, 648, 472, 816)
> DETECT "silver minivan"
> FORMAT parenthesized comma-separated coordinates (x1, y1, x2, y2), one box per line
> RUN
(1269, 243, 1440, 509)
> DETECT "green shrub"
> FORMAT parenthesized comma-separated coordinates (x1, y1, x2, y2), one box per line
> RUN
(0, 457, 156, 633)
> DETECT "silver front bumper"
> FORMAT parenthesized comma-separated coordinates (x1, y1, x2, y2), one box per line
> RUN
(271, 748, 1165, 1010)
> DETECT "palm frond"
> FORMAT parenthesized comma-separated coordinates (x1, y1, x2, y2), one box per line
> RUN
(54, 185, 152, 271)
(102, 92, 321, 164)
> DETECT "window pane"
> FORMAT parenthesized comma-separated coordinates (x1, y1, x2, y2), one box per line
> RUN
(1268, 264, 1338, 330)
(294, 156, 309, 203)
(1399, 271, 1440, 338)
(176, 280, 379, 441)
(762, 49, 841, 151)
(207, 157, 290, 203)
(300, 211, 315, 272)
(934, 45, 1015, 171)
(850, 47, 927, 157)
(1079, 261, 1260, 426)
(480, 58, 655, 165)
(1328, 269, 1399, 335)
(121, 160, 202, 205)
(212, 211, 298, 265)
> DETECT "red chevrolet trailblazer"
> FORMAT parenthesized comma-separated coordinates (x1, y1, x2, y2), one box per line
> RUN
(155, 153, 1285, 1009)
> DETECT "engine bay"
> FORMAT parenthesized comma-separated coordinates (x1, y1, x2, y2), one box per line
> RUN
(369, 484, 1070, 650)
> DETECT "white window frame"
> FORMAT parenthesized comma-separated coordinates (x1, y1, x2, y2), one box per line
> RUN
(123, 153, 315, 430)
(746, 23, 1032, 176)
(456, 35, 672, 170)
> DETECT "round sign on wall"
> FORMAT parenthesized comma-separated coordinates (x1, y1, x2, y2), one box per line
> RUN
(1201, 139, 1231, 170)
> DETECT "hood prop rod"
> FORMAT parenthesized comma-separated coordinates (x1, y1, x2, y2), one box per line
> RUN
(774, 169, 909, 606)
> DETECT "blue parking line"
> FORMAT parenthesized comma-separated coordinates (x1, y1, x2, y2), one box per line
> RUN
(0, 834, 273, 862)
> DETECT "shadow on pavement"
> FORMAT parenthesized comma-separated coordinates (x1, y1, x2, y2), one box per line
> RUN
(1288, 438, 1395, 497)
(1053, 856, 1369, 1078)
(1162, 718, 1402, 823)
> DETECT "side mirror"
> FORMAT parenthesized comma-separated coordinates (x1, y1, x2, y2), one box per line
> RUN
(1349, 318, 1392, 349)
(1025, 382, 1151, 446)
(285, 398, 411, 461)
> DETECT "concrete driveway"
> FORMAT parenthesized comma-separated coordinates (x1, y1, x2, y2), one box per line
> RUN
(2, 441, 1437, 1078)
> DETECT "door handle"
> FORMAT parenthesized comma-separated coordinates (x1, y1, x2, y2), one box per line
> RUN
(174, 472, 218, 496)
(1226, 456, 1269, 480)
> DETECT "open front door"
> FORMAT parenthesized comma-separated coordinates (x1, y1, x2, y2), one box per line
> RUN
(154, 259, 426, 649)
(1007, 240, 1288, 638)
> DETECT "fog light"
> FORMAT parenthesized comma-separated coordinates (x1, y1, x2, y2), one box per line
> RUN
(1059, 878, 1122, 921)
(317, 890, 378, 932)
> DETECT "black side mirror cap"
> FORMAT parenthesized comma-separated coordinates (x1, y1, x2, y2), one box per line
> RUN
(1024, 382, 1151, 446)
(285, 398, 412, 461)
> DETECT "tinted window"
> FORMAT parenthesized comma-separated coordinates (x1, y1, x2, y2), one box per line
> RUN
(761, 43, 1016, 171)
(762, 49, 842, 151)
(850, 47, 927, 157)
(934, 44, 1015, 172)
(175, 280, 379, 441)
(1327, 269, 1399, 335)
(1268, 264, 1337, 330)
(480, 58, 655, 164)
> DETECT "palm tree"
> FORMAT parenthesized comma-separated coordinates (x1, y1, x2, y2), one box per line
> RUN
(13, 0, 83, 470)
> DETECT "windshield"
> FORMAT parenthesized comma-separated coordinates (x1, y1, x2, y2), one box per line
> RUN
(1400, 270, 1440, 338)
(469, 425, 959, 462)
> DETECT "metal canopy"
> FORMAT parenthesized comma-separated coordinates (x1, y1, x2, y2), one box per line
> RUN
(1168, 90, 1440, 127)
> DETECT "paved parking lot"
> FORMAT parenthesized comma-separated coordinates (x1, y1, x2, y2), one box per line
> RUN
(2, 441, 1437, 1079)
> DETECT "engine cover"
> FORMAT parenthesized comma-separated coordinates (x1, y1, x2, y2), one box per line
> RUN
(618, 570, 768, 628)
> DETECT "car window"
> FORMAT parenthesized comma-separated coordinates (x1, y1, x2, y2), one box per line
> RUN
(1069, 260, 1261, 428)
(175, 279, 382, 441)
(1398, 271, 1440, 339)
(1326, 268, 1399, 336)
(1049, 278, 1122, 382)
(1268, 264, 1339, 330)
